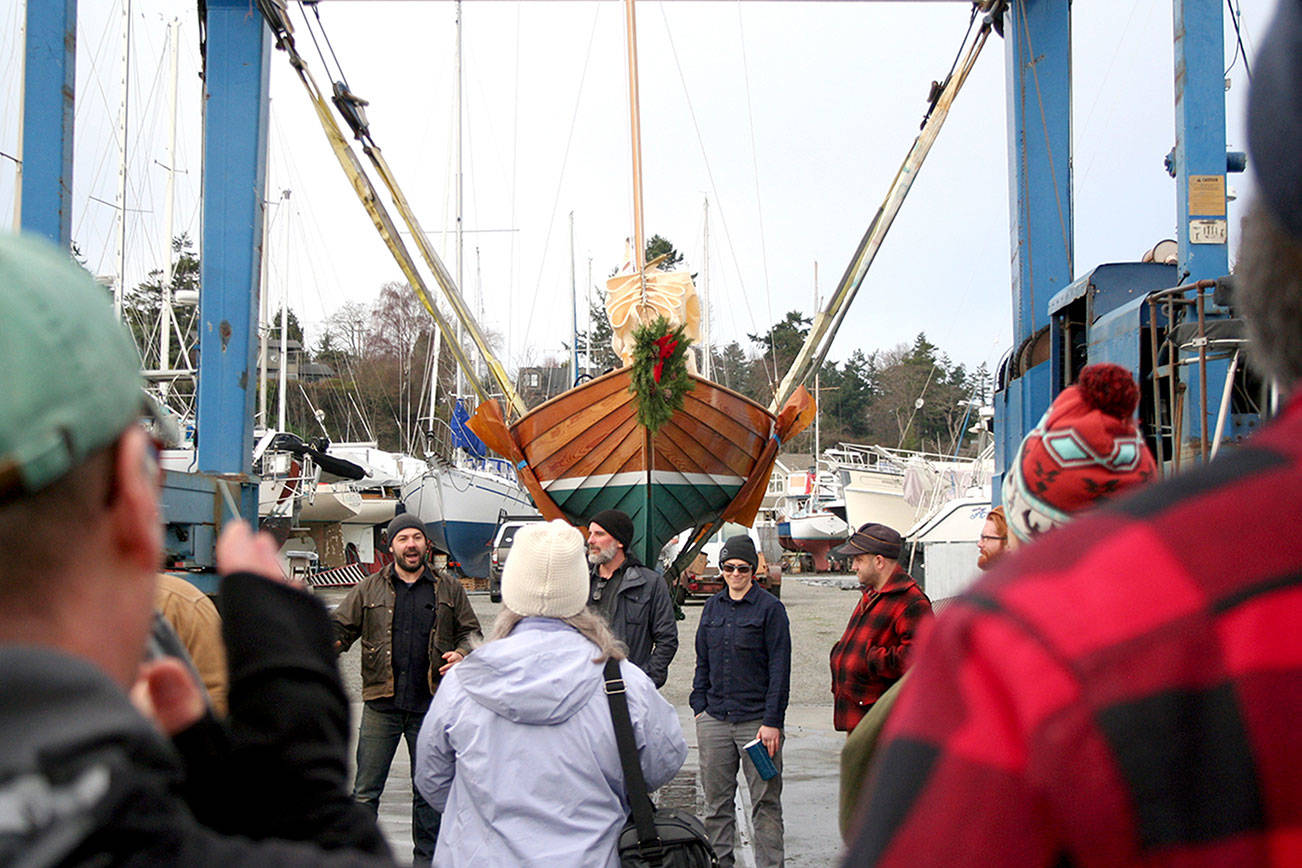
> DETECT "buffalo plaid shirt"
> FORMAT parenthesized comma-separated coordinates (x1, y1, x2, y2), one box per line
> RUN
(845, 391, 1302, 867)
(830, 566, 933, 732)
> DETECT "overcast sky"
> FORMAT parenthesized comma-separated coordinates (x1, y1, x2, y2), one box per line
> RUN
(0, 0, 1277, 384)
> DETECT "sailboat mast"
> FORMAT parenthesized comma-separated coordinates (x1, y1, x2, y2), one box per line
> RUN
(454, 0, 466, 402)
(278, 190, 291, 433)
(813, 261, 820, 459)
(114, 0, 133, 317)
(623, 0, 646, 274)
(570, 210, 578, 386)
(159, 17, 179, 387)
(701, 196, 711, 379)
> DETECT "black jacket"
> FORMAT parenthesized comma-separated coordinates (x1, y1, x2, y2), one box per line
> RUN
(0, 573, 394, 866)
(591, 559, 678, 687)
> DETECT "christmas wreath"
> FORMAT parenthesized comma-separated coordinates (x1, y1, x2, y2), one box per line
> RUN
(629, 316, 694, 435)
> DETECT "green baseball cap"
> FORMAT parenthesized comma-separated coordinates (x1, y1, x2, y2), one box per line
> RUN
(0, 233, 151, 500)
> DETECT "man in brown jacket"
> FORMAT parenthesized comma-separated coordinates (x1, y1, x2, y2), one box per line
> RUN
(155, 573, 229, 716)
(333, 512, 481, 864)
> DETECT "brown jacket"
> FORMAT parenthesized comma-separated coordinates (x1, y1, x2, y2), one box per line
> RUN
(155, 573, 229, 716)
(332, 564, 481, 701)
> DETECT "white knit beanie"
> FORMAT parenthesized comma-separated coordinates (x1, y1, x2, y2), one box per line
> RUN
(500, 520, 590, 619)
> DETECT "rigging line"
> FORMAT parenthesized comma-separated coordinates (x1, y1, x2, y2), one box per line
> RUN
(522, 3, 604, 354)
(734, 0, 777, 391)
(304, 1, 352, 90)
(1225, 0, 1252, 82)
(1077, 0, 1146, 183)
(770, 14, 992, 412)
(275, 1, 525, 416)
(655, 1, 761, 343)
(1017, 0, 1072, 273)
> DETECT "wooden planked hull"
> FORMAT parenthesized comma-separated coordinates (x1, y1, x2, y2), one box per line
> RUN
(472, 369, 811, 566)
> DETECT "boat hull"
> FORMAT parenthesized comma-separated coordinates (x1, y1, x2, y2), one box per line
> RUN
(401, 464, 537, 578)
(777, 511, 849, 571)
(472, 369, 814, 567)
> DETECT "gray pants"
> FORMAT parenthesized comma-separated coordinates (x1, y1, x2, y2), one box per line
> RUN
(696, 715, 784, 868)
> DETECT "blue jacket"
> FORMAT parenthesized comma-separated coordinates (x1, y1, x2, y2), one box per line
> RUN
(414, 618, 686, 867)
(690, 583, 792, 729)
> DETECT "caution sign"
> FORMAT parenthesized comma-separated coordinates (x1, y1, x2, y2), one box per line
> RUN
(1189, 175, 1226, 217)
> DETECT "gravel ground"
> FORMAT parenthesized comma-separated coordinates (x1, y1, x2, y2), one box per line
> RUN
(319, 574, 864, 866)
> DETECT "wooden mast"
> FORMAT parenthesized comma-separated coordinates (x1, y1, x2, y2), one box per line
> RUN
(623, 0, 647, 276)
(623, 0, 655, 562)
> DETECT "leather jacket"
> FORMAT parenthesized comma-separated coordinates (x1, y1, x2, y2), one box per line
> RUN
(332, 564, 481, 701)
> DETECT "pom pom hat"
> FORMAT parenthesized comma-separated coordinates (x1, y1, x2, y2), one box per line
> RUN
(1002, 364, 1157, 542)
(500, 520, 590, 619)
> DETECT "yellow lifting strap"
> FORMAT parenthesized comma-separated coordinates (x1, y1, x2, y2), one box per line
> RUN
(262, 10, 528, 419)
(770, 15, 993, 414)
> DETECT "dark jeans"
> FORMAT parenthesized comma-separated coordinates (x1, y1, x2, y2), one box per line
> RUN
(353, 703, 440, 863)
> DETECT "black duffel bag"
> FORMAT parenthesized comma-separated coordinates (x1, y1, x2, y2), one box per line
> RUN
(604, 659, 718, 868)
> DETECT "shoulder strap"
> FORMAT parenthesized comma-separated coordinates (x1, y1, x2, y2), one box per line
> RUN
(603, 658, 659, 845)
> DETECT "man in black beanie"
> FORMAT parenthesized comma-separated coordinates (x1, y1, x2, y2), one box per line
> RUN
(333, 511, 481, 863)
(585, 508, 678, 687)
(690, 534, 791, 868)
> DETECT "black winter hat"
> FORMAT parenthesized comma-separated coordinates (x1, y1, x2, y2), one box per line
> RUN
(718, 535, 759, 572)
(588, 509, 634, 551)
(387, 512, 426, 547)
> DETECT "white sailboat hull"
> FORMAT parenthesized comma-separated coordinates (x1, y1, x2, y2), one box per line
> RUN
(401, 463, 538, 577)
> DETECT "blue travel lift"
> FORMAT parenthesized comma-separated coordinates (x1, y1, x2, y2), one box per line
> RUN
(19, 0, 1258, 574)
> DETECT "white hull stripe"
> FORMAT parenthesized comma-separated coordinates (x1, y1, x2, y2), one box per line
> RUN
(543, 471, 745, 493)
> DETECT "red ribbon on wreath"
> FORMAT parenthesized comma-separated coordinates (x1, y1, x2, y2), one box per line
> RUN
(652, 334, 678, 383)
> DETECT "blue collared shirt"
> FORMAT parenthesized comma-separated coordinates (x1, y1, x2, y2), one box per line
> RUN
(689, 582, 791, 729)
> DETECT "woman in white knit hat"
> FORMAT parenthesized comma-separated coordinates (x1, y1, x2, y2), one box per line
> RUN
(414, 520, 687, 867)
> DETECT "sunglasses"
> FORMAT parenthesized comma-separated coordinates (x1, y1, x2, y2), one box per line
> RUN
(720, 563, 752, 574)
(979, 535, 1007, 542)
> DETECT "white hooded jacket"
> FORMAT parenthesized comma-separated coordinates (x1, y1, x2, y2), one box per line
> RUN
(414, 617, 687, 867)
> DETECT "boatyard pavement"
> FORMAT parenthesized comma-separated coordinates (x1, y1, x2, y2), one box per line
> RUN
(328, 575, 861, 866)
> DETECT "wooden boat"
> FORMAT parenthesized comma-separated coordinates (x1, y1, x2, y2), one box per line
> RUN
(471, 369, 813, 566)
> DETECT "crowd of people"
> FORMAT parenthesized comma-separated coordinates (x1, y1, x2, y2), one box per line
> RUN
(3, 3, 1302, 865)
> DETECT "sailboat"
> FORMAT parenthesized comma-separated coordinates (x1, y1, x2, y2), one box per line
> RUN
(252, 0, 993, 577)
(468, 0, 814, 567)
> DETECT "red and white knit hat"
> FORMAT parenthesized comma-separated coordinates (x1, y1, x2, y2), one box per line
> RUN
(1002, 364, 1157, 542)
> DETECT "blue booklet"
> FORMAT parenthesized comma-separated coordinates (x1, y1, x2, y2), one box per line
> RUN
(743, 738, 779, 780)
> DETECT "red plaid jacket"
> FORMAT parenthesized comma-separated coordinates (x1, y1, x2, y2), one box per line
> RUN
(845, 392, 1302, 867)
(830, 566, 933, 732)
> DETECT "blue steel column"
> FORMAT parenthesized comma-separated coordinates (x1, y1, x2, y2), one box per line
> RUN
(20, 0, 77, 247)
(1173, 0, 1230, 459)
(1173, 0, 1229, 282)
(994, 0, 1073, 494)
(197, 1, 270, 517)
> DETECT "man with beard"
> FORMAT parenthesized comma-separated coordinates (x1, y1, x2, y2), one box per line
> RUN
(585, 509, 678, 687)
(829, 523, 933, 737)
(333, 513, 480, 864)
(975, 505, 1008, 570)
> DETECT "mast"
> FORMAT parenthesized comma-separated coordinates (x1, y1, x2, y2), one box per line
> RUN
(813, 261, 820, 459)
(278, 189, 291, 433)
(701, 196, 711, 379)
(454, 0, 466, 402)
(570, 210, 578, 385)
(114, 0, 133, 317)
(623, 0, 646, 276)
(159, 17, 179, 392)
(259, 195, 271, 428)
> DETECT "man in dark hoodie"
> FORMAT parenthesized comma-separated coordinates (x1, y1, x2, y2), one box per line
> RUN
(585, 508, 678, 687)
